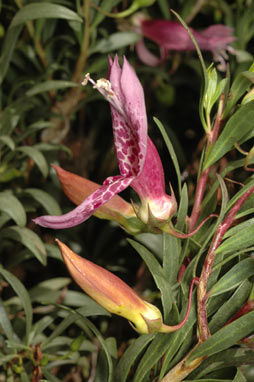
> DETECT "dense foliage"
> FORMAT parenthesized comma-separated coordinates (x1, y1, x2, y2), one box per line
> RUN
(1, 1, 254, 381)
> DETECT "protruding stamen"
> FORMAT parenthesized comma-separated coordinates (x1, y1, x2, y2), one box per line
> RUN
(82, 73, 125, 117)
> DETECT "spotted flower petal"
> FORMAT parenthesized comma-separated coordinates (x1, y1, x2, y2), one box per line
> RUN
(50, 165, 146, 234)
(108, 56, 147, 177)
(51, 164, 135, 220)
(34, 176, 134, 229)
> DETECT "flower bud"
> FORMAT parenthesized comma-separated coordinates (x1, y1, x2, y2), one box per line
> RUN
(56, 239, 163, 334)
(52, 165, 145, 234)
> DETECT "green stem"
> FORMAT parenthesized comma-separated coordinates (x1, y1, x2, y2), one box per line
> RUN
(161, 343, 205, 382)
(73, 0, 90, 83)
(90, 1, 139, 18)
(15, 0, 48, 68)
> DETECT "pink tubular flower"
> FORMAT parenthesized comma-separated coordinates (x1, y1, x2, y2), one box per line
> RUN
(133, 15, 236, 70)
(33, 56, 176, 230)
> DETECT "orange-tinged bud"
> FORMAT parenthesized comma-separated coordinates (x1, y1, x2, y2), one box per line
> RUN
(52, 165, 147, 234)
(56, 239, 163, 334)
(52, 164, 135, 221)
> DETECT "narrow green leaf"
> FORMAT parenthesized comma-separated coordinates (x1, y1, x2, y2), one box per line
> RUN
(75, 315, 114, 382)
(0, 167, 23, 183)
(209, 78, 228, 114)
(90, 0, 121, 30)
(115, 334, 155, 382)
(190, 348, 254, 380)
(45, 243, 62, 261)
(157, 0, 171, 18)
(185, 379, 232, 382)
(0, 354, 19, 366)
(128, 238, 172, 319)
(233, 368, 247, 382)
(42, 313, 77, 349)
(10, 3, 82, 28)
(0, 299, 14, 341)
(223, 218, 254, 239)
(90, 32, 140, 54)
(188, 311, 254, 362)
(171, 10, 208, 132)
(0, 25, 22, 85)
(204, 101, 254, 169)
(225, 180, 254, 214)
(134, 301, 196, 382)
(223, 71, 252, 117)
(26, 81, 78, 97)
(215, 224, 254, 255)
(0, 192, 26, 226)
(0, 135, 15, 150)
(154, 117, 182, 196)
(28, 316, 54, 345)
(20, 370, 31, 382)
(202, 159, 249, 208)
(159, 302, 197, 378)
(133, 333, 172, 382)
(209, 280, 252, 333)
(210, 258, 254, 297)
(162, 233, 181, 288)
(77, 303, 110, 318)
(23, 188, 61, 215)
(17, 146, 48, 177)
(41, 370, 62, 382)
(0, 103, 20, 135)
(0, 226, 46, 265)
(176, 183, 188, 231)
(0, 268, 32, 344)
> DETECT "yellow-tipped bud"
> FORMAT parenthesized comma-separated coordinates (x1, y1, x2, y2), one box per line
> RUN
(56, 239, 163, 334)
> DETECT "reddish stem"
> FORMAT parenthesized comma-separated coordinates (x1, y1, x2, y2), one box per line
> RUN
(189, 97, 224, 231)
(226, 300, 254, 325)
(197, 186, 254, 341)
(161, 277, 199, 333)
(188, 169, 209, 233)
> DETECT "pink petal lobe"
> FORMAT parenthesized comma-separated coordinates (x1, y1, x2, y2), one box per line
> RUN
(141, 20, 191, 50)
(109, 56, 147, 179)
(196, 25, 236, 50)
(131, 137, 166, 201)
(136, 39, 162, 66)
(140, 19, 236, 59)
(51, 164, 135, 220)
(33, 176, 134, 229)
(131, 137, 176, 222)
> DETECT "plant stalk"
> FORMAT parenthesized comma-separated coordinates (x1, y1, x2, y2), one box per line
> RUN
(197, 186, 254, 341)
